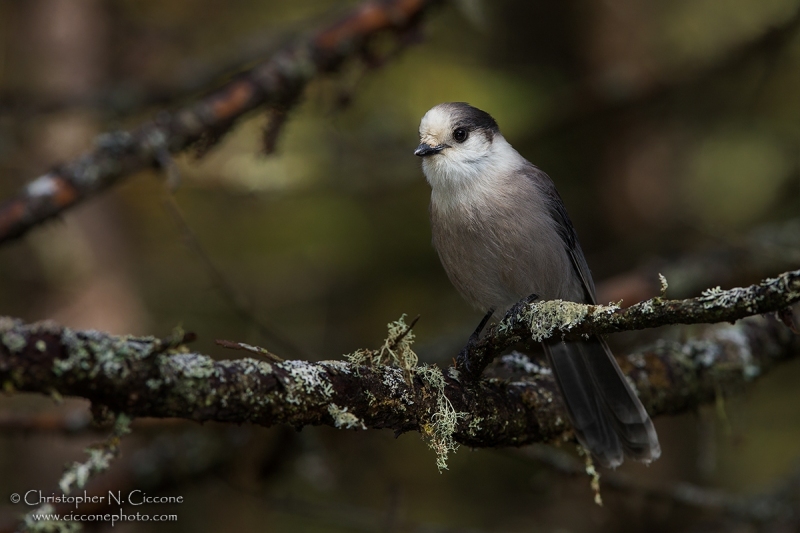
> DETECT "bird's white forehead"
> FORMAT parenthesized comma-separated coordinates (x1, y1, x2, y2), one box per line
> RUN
(418, 105, 454, 137)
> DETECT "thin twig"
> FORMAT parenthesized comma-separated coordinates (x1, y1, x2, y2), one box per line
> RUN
(216, 339, 284, 363)
(17, 414, 132, 531)
(163, 194, 311, 360)
(511, 445, 793, 523)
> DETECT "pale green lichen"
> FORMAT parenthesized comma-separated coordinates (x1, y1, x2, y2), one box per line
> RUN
(696, 270, 800, 313)
(416, 364, 466, 472)
(166, 352, 216, 380)
(715, 325, 760, 380)
(320, 360, 351, 374)
(343, 348, 372, 370)
(237, 358, 274, 376)
(54, 329, 90, 375)
(205, 358, 262, 407)
(658, 273, 669, 298)
(445, 366, 461, 381)
(626, 351, 648, 369)
(59, 414, 131, 494)
(636, 298, 657, 314)
(686, 338, 720, 368)
(2, 330, 27, 353)
(54, 328, 157, 380)
(156, 353, 221, 407)
(173, 357, 279, 416)
(466, 416, 484, 438)
(344, 315, 418, 376)
(499, 351, 551, 375)
(521, 300, 618, 342)
(342, 315, 467, 471)
(380, 366, 414, 407)
(21, 504, 80, 533)
(59, 447, 113, 494)
(278, 359, 334, 405)
(583, 451, 603, 506)
(364, 389, 376, 406)
(0, 316, 23, 333)
(328, 403, 366, 430)
(698, 285, 751, 310)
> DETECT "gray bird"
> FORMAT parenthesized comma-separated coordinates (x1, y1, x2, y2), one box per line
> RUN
(414, 102, 660, 468)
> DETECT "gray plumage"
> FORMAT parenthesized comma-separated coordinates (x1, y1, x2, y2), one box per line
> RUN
(416, 102, 660, 468)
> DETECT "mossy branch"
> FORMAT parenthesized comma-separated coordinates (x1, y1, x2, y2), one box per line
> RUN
(1, 309, 798, 458)
(457, 269, 800, 380)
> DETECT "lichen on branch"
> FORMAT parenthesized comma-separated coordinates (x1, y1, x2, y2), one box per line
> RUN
(459, 269, 800, 379)
(346, 315, 465, 470)
(1, 294, 798, 462)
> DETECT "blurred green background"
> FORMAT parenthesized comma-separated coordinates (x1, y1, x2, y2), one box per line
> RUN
(1, 0, 800, 531)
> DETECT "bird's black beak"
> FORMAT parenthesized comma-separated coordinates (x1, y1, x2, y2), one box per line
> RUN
(414, 143, 446, 157)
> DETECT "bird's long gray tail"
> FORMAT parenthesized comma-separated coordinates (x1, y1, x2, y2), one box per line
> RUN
(543, 336, 660, 468)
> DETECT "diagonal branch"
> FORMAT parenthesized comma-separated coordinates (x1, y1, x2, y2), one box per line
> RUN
(597, 217, 800, 303)
(457, 268, 800, 379)
(0, 0, 442, 245)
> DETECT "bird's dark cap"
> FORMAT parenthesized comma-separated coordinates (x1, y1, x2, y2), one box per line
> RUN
(439, 102, 500, 136)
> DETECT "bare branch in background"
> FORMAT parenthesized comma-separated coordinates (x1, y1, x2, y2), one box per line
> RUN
(162, 194, 313, 359)
(0, 0, 443, 245)
(512, 445, 796, 524)
(0, 409, 94, 435)
(15, 415, 132, 531)
(597, 218, 800, 304)
(0, 423, 290, 533)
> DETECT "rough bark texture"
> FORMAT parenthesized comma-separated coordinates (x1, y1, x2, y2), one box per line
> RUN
(1, 311, 797, 450)
(458, 269, 800, 380)
(0, 0, 441, 244)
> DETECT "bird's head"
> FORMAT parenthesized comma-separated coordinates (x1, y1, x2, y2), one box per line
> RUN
(415, 102, 504, 187)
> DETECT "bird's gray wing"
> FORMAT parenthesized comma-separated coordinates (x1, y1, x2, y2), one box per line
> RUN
(547, 195, 597, 303)
(522, 164, 597, 304)
(523, 164, 660, 466)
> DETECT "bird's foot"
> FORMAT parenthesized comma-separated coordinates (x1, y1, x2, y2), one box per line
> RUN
(505, 293, 539, 321)
(456, 331, 481, 375)
(456, 307, 496, 378)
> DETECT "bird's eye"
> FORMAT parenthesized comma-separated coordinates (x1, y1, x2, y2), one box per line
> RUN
(453, 128, 468, 143)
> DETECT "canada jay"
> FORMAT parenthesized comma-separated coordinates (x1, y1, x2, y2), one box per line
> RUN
(415, 102, 660, 468)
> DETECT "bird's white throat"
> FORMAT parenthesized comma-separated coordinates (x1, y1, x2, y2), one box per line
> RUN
(423, 135, 524, 215)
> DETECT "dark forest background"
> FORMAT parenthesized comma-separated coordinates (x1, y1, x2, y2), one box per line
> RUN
(1, 0, 800, 531)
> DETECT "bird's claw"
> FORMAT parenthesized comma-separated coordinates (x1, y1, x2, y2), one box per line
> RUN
(456, 332, 480, 375)
(506, 293, 539, 320)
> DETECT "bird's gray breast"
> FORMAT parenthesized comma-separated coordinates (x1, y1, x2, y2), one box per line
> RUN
(430, 172, 583, 311)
